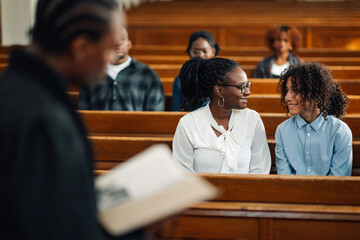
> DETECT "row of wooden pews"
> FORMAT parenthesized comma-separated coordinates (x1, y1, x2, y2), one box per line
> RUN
(68, 78, 360, 112)
(107, 1, 360, 238)
(148, 64, 360, 79)
(133, 54, 360, 66)
(81, 111, 360, 176)
(153, 174, 360, 240)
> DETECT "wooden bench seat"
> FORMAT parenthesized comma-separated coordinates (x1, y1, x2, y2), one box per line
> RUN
(68, 78, 360, 96)
(89, 135, 360, 176)
(149, 64, 360, 79)
(69, 92, 360, 113)
(127, 1, 360, 50)
(201, 173, 360, 205)
(154, 174, 360, 240)
(130, 46, 360, 57)
(156, 201, 360, 240)
(79, 111, 360, 139)
(134, 55, 360, 66)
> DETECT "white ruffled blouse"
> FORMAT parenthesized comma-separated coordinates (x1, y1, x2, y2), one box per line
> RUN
(172, 103, 271, 174)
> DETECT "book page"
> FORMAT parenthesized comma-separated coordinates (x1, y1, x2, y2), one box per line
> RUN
(95, 144, 217, 235)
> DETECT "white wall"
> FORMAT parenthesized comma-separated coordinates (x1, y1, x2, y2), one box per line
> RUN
(1, 0, 37, 46)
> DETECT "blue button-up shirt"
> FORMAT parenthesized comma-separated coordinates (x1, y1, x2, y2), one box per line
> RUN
(275, 114, 353, 176)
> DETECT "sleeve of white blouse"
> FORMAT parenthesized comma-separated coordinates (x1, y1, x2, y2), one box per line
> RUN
(249, 113, 271, 174)
(275, 125, 293, 175)
(172, 119, 196, 173)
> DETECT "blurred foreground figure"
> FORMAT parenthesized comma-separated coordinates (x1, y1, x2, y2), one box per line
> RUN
(0, 0, 145, 239)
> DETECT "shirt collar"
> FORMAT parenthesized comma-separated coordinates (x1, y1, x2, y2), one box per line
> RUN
(106, 56, 132, 80)
(295, 114, 325, 132)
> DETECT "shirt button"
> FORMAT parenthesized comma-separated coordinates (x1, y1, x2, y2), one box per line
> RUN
(307, 133, 310, 136)
(113, 96, 117, 100)
(307, 169, 311, 172)
(114, 81, 117, 85)
(306, 152, 309, 154)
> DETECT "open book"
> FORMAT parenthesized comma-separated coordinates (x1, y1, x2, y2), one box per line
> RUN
(95, 144, 218, 235)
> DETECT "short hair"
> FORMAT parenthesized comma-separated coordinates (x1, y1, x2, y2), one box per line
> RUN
(31, 0, 119, 54)
(179, 57, 239, 111)
(278, 62, 348, 119)
(265, 25, 302, 52)
(186, 31, 221, 57)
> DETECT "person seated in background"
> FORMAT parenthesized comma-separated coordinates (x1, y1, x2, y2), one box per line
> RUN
(171, 30, 220, 111)
(172, 57, 271, 174)
(79, 25, 165, 111)
(254, 25, 302, 78)
(275, 62, 353, 176)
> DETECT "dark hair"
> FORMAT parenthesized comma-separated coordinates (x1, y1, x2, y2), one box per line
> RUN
(265, 25, 302, 52)
(278, 62, 348, 119)
(179, 57, 239, 111)
(31, 0, 119, 54)
(186, 31, 221, 57)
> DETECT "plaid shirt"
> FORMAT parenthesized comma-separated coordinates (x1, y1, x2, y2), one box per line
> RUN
(79, 57, 165, 111)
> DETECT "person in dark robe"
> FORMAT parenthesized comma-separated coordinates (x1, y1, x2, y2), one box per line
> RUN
(0, 0, 145, 239)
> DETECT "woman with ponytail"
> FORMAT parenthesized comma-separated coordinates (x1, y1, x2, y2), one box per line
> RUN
(172, 57, 271, 174)
(275, 62, 353, 176)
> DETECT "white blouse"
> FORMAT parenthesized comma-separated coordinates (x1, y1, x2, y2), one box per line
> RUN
(172, 103, 271, 174)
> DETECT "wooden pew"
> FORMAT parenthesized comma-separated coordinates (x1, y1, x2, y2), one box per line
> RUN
(80, 110, 186, 137)
(156, 202, 360, 240)
(69, 78, 360, 96)
(127, 0, 360, 52)
(149, 64, 360, 79)
(70, 78, 360, 97)
(134, 54, 360, 66)
(130, 45, 360, 57)
(89, 135, 360, 175)
(246, 94, 360, 114)
(154, 174, 360, 240)
(79, 111, 360, 139)
(70, 92, 360, 114)
(201, 173, 360, 204)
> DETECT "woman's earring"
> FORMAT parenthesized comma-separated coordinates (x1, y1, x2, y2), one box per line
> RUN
(218, 96, 225, 107)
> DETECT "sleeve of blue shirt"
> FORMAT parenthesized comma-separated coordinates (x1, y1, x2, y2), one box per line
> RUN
(275, 125, 294, 175)
(328, 123, 353, 176)
(171, 76, 183, 111)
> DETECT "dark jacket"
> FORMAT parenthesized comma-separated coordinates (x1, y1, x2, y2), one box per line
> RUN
(254, 53, 301, 78)
(0, 48, 145, 240)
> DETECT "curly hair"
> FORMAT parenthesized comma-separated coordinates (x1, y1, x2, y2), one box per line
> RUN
(179, 57, 239, 111)
(278, 62, 348, 119)
(265, 25, 302, 52)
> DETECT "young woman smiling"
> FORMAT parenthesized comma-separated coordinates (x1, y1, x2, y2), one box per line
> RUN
(275, 62, 352, 176)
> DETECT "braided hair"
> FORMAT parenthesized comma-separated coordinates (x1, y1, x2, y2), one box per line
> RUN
(179, 57, 239, 111)
(31, 0, 119, 54)
(278, 62, 348, 119)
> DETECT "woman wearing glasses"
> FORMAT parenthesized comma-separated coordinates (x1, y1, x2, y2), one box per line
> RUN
(171, 30, 220, 111)
(172, 57, 271, 174)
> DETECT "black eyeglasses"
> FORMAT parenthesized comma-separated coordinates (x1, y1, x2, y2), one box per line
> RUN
(217, 81, 252, 94)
